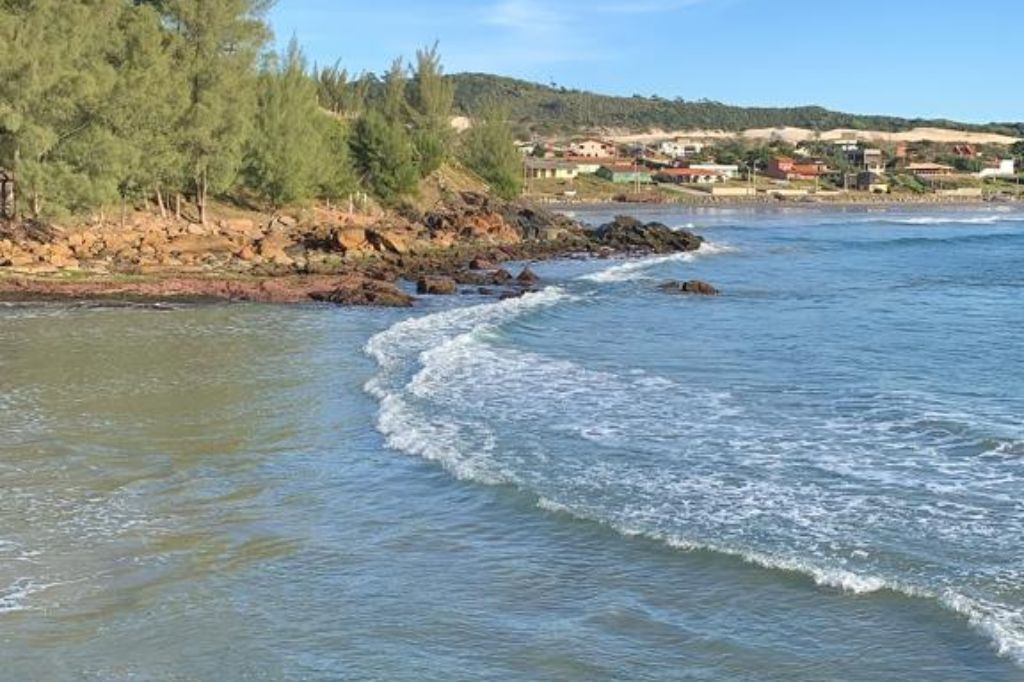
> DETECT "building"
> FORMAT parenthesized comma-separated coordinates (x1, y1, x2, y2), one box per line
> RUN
(765, 157, 830, 181)
(654, 168, 724, 185)
(688, 163, 740, 179)
(977, 159, 1017, 179)
(847, 148, 885, 173)
(569, 139, 617, 158)
(856, 172, 889, 193)
(952, 144, 977, 158)
(564, 156, 623, 174)
(833, 139, 860, 152)
(906, 162, 956, 179)
(525, 158, 579, 180)
(597, 164, 653, 184)
(658, 139, 705, 159)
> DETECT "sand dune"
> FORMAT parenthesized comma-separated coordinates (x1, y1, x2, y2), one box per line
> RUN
(604, 126, 1019, 146)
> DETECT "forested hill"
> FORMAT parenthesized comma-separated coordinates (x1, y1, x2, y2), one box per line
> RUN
(450, 73, 1024, 137)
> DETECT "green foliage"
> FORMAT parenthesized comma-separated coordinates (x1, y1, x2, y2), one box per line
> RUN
(450, 73, 1022, 137)
(350, 109, 419, 204)
(409, 43, 455, 175)
(460, 103, 522, 200)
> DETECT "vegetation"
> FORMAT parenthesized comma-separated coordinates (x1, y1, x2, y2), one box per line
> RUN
(450, 73, 1024, 138)
(459, 103, 522, 200)
(0, 2, 520, 221)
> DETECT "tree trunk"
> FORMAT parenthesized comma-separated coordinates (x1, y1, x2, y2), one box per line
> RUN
(120, 195, 127, 230)
(197, 171, 208, 225)
(31, 192, 41, 219)
(175, 193, 182, 220)
(155, 186, 167, 219)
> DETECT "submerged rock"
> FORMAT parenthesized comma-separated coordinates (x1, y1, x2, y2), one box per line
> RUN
(658, 280, 720, 296)
(416, 275, 458, 295)
(516, 267, 539, 285)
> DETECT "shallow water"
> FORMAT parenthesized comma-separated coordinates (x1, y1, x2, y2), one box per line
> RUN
(1, 205, 1023, 680)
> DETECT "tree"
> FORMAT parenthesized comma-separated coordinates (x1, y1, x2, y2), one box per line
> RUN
(460, 103, 522, 200)
(409, 43, 455, 175)
(246, 39, 327, 206)
(159, 0, 272, 223)
(350, 109, 419, 204)
(0, 0, 125, 218)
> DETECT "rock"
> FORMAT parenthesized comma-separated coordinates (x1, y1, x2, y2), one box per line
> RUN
(334, 227, 372, 254)
(516, 267, 539, 285)
(658, 280, 720, 296)
(591, 216, 704, 254)
(311, 277, 414, 307)
(416, 275, 458, 295)
(491, 268, 513, 284)
(469, 256, 495, 270)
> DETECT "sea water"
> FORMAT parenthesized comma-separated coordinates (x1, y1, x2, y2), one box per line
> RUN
(1, 205, 1022, 680)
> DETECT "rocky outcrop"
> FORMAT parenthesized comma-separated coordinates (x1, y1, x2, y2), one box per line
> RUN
(310, 276, 413, 307)
(416, 275, 458, 295)
(658, 280, 720, 296)
(516, 267, 540, 286)
(590, 216, 703, 254)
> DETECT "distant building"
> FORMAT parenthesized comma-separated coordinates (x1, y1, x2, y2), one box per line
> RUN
(906, 162, 956, 179)
(847, 148, 885, 173)
(977, 159, 1017, 179)
(569, 139, 617, 158)
(565, 156, 622, 174)
(525, 158, 579, 180)
(688, 163, 740, 179)
(833, 139, 860, 152)
(952, 144, 977, 158)
(658, 139, 705, 159)
(516, 142, 539, 156)
(597, 164, 653, 184)
(856, 171, 889, 193)
(765, 157, 830, 180)
(654, 168, 724, 185)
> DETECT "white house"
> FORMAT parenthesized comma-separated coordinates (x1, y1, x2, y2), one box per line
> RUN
(977, 159, 1017, 179)
(569, 139, 616, 158)
(689, 163, 740, 179)
(658, 139, 705, 159)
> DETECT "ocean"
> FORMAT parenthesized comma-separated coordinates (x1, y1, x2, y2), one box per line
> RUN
(1, 205, 1022, 680)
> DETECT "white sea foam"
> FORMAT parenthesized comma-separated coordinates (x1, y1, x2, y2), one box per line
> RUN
(884, 215, 1024, 226)
(579, 240, 737, 283)
(364, 271, 1024, 668)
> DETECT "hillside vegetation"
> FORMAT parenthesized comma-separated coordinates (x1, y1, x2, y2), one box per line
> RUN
(450, 73, 1024, 138)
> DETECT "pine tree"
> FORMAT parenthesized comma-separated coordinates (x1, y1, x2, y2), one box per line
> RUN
(159, 0, 272, 223)
(350, 109, 419, 205)
(409, 43, 455, 176)
(246, 38, 325, 206)
(460, 103, 522, 200)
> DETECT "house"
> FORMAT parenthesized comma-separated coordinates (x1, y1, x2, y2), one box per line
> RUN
(765, 157, 830, 180)
(565, 156, 621, 174)
(977, 159, 1017, 179)
(597, 164, 653, 184)
(906, 162, 956, 179)
(847, 148, 885, 173)
(856, 171, 889, 193)
(658, 139, 705, 159)
(654, 168, 724, 185)
(516, 142, 539, 156)
(952, 144, 977, 158)
(569, 139, 617, 158)
(688, 163, 740, 179)
(525, 158, 579, 180)
(833, 139, 860, 152)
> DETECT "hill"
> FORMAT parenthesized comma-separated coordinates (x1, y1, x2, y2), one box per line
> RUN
(450, 73, 1024, 139)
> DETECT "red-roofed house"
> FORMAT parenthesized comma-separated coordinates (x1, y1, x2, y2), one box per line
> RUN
(765, 157, 830, 181)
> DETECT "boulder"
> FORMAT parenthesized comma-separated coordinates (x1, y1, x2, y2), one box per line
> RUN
(516, 267, 539, 285)
(591, 216, 704, 254)
(658, 280, 720, 296)
(416, 275, 458, 295)
(469, 256, 495, 270)
(311, 277, 414, 307)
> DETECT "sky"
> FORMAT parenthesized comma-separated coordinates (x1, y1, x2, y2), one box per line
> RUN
(268, 1, 1022, 124)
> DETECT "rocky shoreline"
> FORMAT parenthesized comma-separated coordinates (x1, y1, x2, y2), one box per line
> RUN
(0, 193, 704, 307)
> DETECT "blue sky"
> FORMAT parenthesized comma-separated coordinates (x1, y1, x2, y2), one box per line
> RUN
(268, 1, 1021, 124)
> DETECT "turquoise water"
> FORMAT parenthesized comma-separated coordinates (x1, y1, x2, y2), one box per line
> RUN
(1, 206, 1023, 679)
